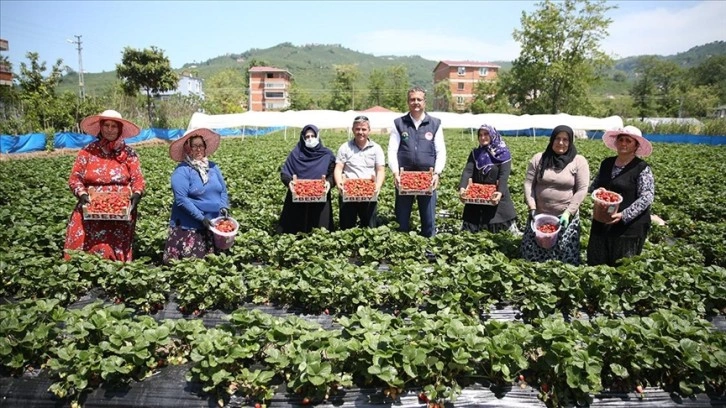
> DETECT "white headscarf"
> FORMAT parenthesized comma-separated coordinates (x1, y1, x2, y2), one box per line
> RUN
(184, 154, 210, 184)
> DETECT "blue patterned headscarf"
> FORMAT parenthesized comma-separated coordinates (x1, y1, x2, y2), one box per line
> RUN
(473, 124, 512, 174)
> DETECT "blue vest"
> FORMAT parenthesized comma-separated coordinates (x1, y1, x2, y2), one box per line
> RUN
(394, 114, 441, 171)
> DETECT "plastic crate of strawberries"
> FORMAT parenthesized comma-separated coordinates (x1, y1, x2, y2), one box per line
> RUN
(398, 168, 433, 196)
(291, 175, 329, 203)
(341, 176, 378, 202)
(82, 187, 132, 221)
(461, 180, 501, 205)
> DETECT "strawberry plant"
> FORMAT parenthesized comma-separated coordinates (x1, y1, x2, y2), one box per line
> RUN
(170, 254, 247, 313)
(47, 302, 183, 403)
(2, 132, 726, 407)
(0, 299, 67, 375)
(527, 317, 602, 407)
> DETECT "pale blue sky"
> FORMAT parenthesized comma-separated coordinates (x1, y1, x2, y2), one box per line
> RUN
(1, 0, 724, 74)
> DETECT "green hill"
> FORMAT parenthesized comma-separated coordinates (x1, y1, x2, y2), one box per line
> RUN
(55, 41, 725, 99)
(614, 41, 726, 73)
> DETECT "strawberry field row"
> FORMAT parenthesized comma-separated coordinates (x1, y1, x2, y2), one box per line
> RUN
(2, 227, 724, 321)
(1, 300, 724, 408)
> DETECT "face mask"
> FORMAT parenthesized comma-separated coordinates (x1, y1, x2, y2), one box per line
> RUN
(304, 137, 319, 148)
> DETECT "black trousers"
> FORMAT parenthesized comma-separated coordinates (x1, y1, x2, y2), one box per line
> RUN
(339, 199, 378, 230)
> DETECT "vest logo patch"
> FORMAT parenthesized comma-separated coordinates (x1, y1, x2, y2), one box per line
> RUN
(424, 132, 434, 141)
(401, 132, 409, 141)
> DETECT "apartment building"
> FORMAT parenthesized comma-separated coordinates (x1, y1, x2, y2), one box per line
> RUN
(248, 66, 293, 111)
(0, 39, 11, 86)
(433, 60, 500, 111)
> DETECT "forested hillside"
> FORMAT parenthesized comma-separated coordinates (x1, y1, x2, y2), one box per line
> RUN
(56, 41, 725, 100)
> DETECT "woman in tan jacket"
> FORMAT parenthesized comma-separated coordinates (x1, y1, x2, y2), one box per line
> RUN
(522, 125, 590, 265)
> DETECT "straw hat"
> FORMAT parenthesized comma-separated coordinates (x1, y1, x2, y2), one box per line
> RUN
(80, 110, 141, 139)
(602, 125, 653, 158)
(169, 127, 221, 162)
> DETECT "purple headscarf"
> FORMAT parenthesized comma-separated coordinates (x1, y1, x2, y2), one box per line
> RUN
(473, 124, 512, 174)
(281, 124, 335, 179)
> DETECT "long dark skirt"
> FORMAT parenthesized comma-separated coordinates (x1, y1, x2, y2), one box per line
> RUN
(277, 191, 334, 234)
(521, 213, 581, 265)
(462, 218, 519, 234)
(586, 226, 649, 267)
(162, 226, 216, 264)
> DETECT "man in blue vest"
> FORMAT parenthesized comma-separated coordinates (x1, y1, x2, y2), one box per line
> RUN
(388, 86, 447, 237)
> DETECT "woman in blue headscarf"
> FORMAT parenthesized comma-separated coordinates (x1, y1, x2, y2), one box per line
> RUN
(277, 124, 336, 234)
(458, 124, 518, 233)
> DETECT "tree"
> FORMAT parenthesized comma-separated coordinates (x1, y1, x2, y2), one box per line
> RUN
(202, 69, 246, 114)
(433, 80, 453, 112)
(289, 82, 316, 110)
(386, 65, 410, 112)
(116, 46, 178, 125)
(597, 95, 637, 118)
(505, 0, 614, 114)
(16, 52, 65, 131)
(328, 64, 359, 111)
(630, 56, 684, 118)
(690, 55, 726, 103)
(367, 69, 386, 107)
(243, 58, 268, 90)
(154, 94, 203, 128)
(469, 77, 512, 114)
(680, 85, 719, 118)
(630, 60, 658, 119)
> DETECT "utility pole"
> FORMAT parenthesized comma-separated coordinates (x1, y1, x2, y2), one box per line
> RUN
(67, 35, 85, 100)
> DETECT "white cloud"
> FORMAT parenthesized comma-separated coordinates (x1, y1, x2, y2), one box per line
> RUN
(351, 29, 521, 63)
(604, 1, 726, 58)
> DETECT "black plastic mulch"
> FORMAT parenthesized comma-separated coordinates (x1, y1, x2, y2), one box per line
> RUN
(3, 284, 725, 407)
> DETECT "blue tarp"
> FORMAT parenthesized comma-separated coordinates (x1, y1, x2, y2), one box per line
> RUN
(214, 126, 284, 137)
(498, 128, 606, 138)
(499, 129, 726, 145)
(146, 128, 185, 141)
(498, 128, 553, 137)
(1, 133, 47, 154)
(586, 132, 726, 145)
(642, 133, 726, 145)
(54, 132, 96, 149)
(49, 127, 283, 149)
(5, 127, 724, 153)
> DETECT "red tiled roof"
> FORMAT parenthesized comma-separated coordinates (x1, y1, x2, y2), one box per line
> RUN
(434, 60, 501, 71)
(361, 106, 395, 113)
(248, 66, 291, 73)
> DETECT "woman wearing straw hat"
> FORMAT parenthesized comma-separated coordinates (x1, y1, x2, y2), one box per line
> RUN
(521, 125, 590, 265)
(64, 110, 146, 261)
(587, 125, 654, 266)
(277, 124, 336, 234)
(162, 128, 230, 263)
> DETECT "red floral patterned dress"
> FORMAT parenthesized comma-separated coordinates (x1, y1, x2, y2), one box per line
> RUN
(64, 141, 146, 261)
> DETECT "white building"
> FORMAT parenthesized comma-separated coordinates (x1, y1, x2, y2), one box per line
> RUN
(153, 74, 204, 100)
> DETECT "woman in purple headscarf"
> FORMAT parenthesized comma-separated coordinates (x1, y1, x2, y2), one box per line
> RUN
(458, 124, 518, 233)
(277, 124, 336, 234)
